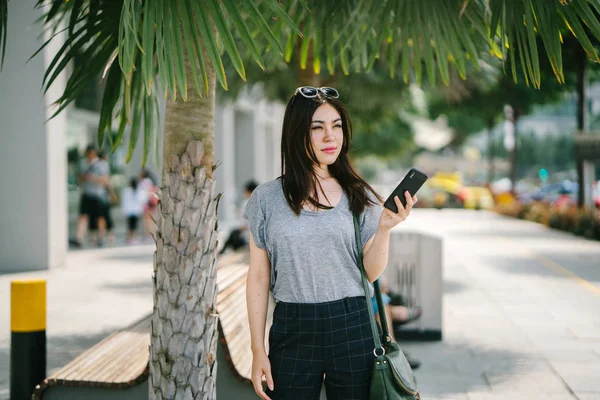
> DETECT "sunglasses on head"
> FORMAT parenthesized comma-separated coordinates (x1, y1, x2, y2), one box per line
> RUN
(295, 86, 340, 99)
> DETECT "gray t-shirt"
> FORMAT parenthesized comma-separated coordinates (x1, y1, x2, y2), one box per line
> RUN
(243, 178, 382, 303)
(80, 158, 109, 199)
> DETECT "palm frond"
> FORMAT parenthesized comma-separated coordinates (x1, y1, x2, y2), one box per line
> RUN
(30, 0, 301, 165)
(127, 0, 303, 101)
(482, 0, 600, 88)
(0, 0, 7, 71)
(276, 0, 600, 88)
(274, 0, 490, 86)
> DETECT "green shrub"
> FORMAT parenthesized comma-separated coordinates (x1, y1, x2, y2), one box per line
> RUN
(496, 201, 599, 241)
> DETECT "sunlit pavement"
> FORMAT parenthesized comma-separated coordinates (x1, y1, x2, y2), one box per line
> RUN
(397, 209, 600, 400)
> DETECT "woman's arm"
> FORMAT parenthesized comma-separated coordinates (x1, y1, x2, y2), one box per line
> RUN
(246, 235, 271, 354)
(246, 234, 274, 399)
(362, 229, 390, 282)
(363, 192, 417, 282)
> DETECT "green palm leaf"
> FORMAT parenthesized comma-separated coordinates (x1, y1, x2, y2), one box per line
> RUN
(2, 0, 600, 166)
(0, 0, 7, 70)
(275, 0, 600, 88)
(6, 0, 302, 166)
(486, 0, 600, 88)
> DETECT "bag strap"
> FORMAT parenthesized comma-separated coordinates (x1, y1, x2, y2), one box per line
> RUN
(352, 213, 391, 355)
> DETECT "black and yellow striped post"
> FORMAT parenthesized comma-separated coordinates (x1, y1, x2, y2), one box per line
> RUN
(10, 280, 46, 400)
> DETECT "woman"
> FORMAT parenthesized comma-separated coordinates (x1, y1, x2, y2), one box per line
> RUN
(245, 86, 417, 400)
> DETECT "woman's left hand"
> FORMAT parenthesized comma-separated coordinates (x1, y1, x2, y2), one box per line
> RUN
(379, 191, 417, 231)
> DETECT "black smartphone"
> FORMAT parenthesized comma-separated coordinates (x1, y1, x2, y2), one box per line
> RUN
(383, 168, 428, 212)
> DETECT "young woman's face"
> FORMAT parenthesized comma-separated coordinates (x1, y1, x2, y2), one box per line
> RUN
(309, 103, 343, 168)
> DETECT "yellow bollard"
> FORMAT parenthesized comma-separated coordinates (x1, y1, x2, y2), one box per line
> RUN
(10, 280, 46, 400)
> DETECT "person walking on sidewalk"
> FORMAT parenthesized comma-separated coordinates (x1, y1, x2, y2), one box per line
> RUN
(73, 145, 109, 248)
(87, 150, 116, 246)
(245, 86, 417, 400)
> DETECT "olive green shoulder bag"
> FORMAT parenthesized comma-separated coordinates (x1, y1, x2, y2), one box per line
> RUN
(353, 213, 420, 400)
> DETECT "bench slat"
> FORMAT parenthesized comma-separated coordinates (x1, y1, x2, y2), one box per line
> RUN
(52, 330, 139, 380)
(83, 331, 149, 382)
(218, 289, 247, 323)
(215, 253, 254, 382)
(55, 316, 151, 383)
(36, 315, 151, 392)
(217, 265, 248, 293)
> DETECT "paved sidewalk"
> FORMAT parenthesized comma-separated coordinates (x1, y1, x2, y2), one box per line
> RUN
(397, 209, 600, 400)
(0, 245, 154, 399)
(1, 210, 599, 399)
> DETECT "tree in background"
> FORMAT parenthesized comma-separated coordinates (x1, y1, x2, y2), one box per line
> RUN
(427, 36, 589, 188)
(491, 132, 576, 179)
(3, 1, 600, 398)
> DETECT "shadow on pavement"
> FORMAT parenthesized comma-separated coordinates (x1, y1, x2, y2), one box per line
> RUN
(402, 340, 538, 396)
(443, 279, 467, 295)
(483, 251, 600, 285)
(454, 227, 571, 241)
(484, 253, 563, 278)
(101, 279, 153, 295)
(99, 250, 154, 264)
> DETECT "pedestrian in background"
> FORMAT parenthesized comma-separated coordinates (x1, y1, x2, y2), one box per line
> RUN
(73, 145, 109, 248)
(88, 150, 116, 246)
(220, 179, 259, 254)
(121, 177, 147, 244)
(139, 169, 158, 242)
(245, 86, 417, 400)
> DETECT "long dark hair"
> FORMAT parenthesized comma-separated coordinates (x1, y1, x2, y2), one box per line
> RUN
(280, 92, 383, 216)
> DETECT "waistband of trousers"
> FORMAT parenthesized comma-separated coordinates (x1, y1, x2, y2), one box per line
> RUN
(274, 296, 367, 319)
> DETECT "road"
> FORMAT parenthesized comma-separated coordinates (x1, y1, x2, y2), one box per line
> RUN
(397, 209, 600, 400)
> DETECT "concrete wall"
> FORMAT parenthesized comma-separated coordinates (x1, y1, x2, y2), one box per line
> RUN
(214, 105, 237, 226)
(214, 92, 285, 232)
(0, 2, 67, 272)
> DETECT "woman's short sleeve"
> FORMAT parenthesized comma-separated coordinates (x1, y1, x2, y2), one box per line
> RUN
(243, 189, 266, 249)
(360, 193, 382, 248)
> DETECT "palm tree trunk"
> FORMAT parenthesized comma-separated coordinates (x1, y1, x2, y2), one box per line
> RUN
(149, 45, 220, 399)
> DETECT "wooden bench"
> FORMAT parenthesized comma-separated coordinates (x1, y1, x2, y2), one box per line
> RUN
(215, 251, 273, 384)
(32, 315, 151, 399)
(32, 251, 263, 399)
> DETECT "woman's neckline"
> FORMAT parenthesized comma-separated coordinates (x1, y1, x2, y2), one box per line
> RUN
(300, 190, 347, 215)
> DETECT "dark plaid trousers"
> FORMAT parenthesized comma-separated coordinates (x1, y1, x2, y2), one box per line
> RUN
(266, 296, 376, 400)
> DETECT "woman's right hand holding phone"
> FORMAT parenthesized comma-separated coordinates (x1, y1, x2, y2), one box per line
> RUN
(252, 351, 274, 400)
(379, 191, 417, 231)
